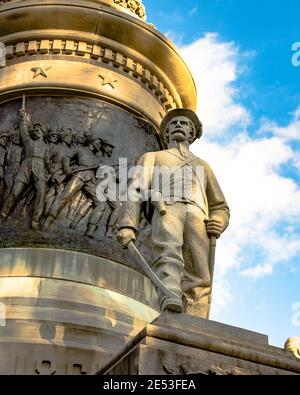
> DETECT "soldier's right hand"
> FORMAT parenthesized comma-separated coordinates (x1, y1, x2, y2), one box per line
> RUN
(117, 228, 136, 249)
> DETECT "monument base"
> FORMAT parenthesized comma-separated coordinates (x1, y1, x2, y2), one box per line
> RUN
(99, 312, 300, 375)
(0, 248, 159, 375)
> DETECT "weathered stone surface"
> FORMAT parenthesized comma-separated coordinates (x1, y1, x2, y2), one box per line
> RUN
(0, 248, 159, 375)
(0, 97, 159, 269)
(99, 312, 300, 375)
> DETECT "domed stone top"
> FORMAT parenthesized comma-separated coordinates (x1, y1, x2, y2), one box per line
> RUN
(0, 0, 146, 21)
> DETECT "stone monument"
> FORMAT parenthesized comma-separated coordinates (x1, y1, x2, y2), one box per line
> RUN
(0, 0, 299, 376)
(0, 0, 196, 375)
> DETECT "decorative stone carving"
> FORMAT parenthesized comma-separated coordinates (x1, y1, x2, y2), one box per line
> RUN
(163, 363, 248, 376)
(35, 359, 56, 375)
(3, 39, 176, 111)
(114, 0, 146, 20)
(0, 96, 159, 270)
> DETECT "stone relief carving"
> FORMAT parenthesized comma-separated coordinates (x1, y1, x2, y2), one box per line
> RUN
(0, 96, 159, 269)
(35, 359, 56, 375)
(163, 363, 249, 376)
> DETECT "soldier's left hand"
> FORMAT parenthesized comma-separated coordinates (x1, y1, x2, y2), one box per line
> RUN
(205, 217, 224, 238)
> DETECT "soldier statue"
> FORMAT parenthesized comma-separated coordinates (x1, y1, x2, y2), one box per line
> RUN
(44, 127, 74, 216)
(0, 109, 49, 229)
(117, 109, 230, 318)
(3, 128, 23, 201)
(43, 131, 104, 229)
(0, 131, 10, 205)
(69, 139, 117, 239)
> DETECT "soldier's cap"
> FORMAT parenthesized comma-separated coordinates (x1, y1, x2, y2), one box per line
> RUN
(61, 127, 73, 135)
(160, 108, 203, 142)
(32, 123, 46, 134)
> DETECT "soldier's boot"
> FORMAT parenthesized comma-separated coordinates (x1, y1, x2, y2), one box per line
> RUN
(43, 215, 55, 230)
(69, 221, 77, 229)
(70, 214, 82, 229)
(160, 296, 183, 314)
(31, 220, 40, 230)
(85, 224, 97, 239)
(0, 193, 16, 221)
(106, 225, 115, 239)
(70, 209, 88, 229)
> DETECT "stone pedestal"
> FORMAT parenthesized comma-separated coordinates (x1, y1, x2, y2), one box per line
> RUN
(0, 248, 159, 374)
(99, 312, 300, 375)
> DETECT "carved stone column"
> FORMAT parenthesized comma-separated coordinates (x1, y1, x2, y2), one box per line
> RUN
(0, 0, 196, 374)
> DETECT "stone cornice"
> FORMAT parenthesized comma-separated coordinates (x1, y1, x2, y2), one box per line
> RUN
(3, 37, 177, 111)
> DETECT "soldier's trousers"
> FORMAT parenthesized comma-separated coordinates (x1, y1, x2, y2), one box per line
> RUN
(151, 202, 211, 316)
(1, 178, 46, 223)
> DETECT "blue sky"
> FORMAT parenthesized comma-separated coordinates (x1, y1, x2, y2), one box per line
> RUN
(144, 0, 300, 347)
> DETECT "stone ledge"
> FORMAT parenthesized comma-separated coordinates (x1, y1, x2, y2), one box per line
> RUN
(98, 312, 300, 375)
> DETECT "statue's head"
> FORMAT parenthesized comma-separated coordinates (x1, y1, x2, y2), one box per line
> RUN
(161, 109, 203, 145)
(31, 123, 45, 140)
(0, 132, 9, 147)
(61, 128, 73, 145)
(48, 128, 60, 144)
(74, 132, 86, 145)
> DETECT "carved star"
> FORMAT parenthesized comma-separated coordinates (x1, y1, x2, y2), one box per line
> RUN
(31, 66, 51, 79)
(99, 74, 118, 89)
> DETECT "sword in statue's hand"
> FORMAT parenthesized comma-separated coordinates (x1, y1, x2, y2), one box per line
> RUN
(127, 241, 179, 300)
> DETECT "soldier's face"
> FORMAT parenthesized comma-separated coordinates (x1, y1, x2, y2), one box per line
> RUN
(32, 126, 43, 139)
(62, 132, 72, 145)
(0, 137, 8, 146)
(13, 134, 21, 145)
(49, 133, 59, 143)
(167, 116, 192, 143)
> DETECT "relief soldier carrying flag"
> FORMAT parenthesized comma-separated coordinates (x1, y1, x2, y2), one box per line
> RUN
(0, 96, 49, 230)
(117, 109, 230, 318)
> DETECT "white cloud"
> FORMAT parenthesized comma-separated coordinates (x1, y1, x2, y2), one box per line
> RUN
(180, 33, 251, 136)
(260, 107, 300, 141)
(195, 135, 300, 280)
(211, 278, 233, 315)
(241, 264, 273, 280)
(178, 33, 300, 299)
